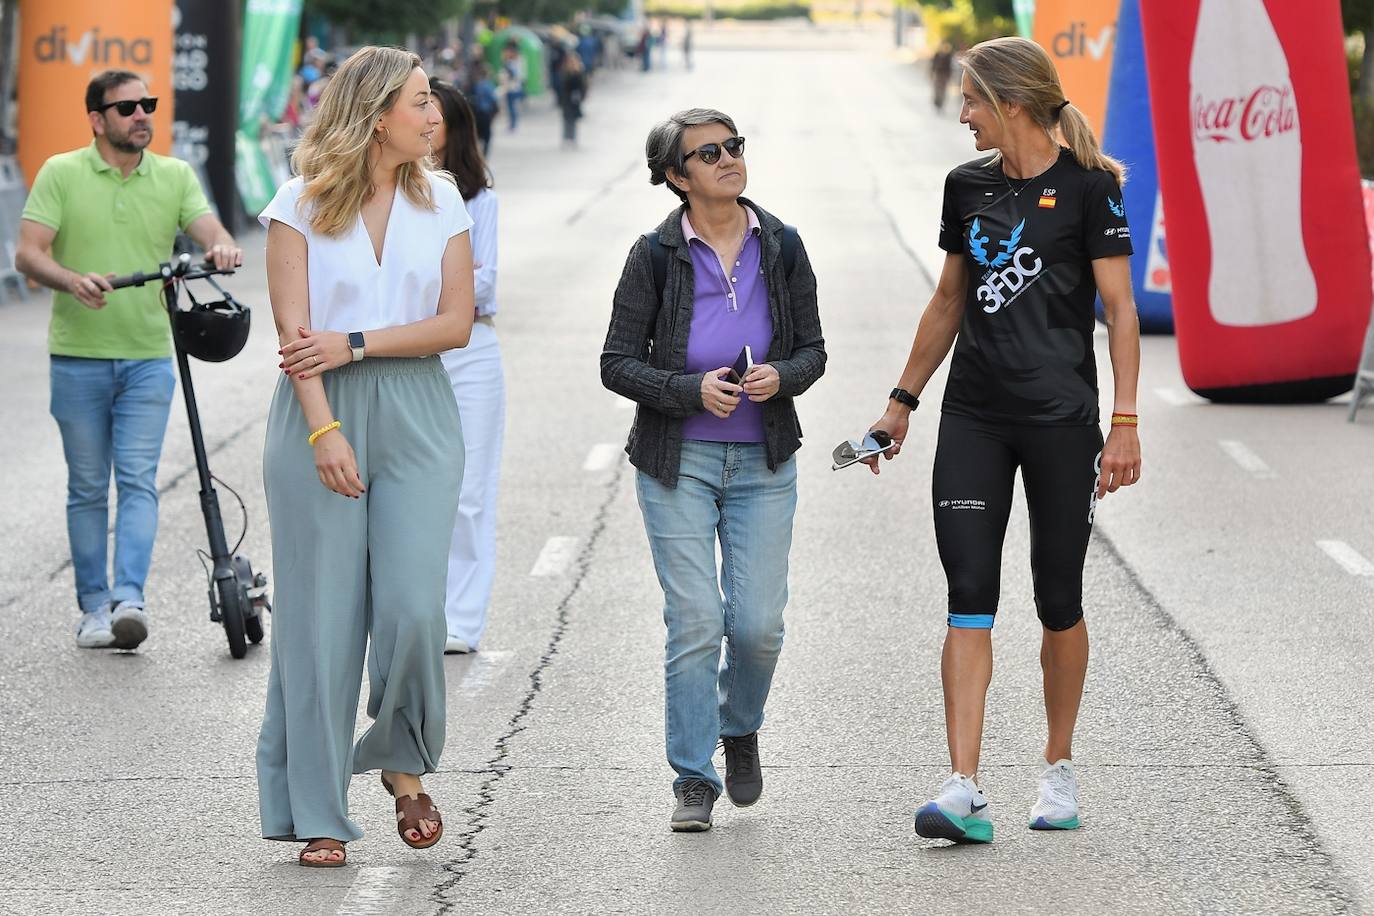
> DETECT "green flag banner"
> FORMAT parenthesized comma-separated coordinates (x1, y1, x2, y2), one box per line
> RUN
(236, 0, 302, 214)
(1013, 0, 1035, 37)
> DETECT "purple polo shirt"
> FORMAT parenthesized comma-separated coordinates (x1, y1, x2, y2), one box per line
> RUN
(681, 204, 773, 443)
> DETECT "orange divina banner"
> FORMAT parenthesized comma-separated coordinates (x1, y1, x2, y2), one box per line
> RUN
(1031, 0, 1119, 139)
(17, 0, 175, 184)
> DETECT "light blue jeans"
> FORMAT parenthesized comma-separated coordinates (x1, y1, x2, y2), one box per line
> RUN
(635, 440, 798, 793)
(49, 356, 176, 613)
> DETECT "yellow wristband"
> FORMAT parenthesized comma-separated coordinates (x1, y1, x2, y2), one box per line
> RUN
(308, 420, 341, 446)
(1110, 415, 1138, 427)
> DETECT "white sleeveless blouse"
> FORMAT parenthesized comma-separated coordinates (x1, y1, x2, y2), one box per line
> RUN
(259, 172, 473, 333)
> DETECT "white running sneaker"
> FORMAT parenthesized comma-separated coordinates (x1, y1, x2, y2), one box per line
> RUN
(1028, 758, 1080, 830)
(75, 606, 115, 649)
(444, 636, 473, 654)
(914, 773, 993, 844)
(110, 602, 149, 650)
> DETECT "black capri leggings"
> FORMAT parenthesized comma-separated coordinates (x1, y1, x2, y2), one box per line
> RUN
(931, 413, 1103, 632)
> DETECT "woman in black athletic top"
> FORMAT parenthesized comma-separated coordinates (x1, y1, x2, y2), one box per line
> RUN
(866, 36, 1141, 844)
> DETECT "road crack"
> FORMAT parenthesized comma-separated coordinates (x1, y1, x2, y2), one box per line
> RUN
(431, 461, 626, 913)
(1093, 529, 1360, 914)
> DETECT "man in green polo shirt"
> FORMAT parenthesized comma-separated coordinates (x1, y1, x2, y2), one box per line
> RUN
(15, 69, 242, 651)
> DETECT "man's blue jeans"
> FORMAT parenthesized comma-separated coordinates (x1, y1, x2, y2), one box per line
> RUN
(635, 441, 797, 794)
(49, 356, 175, 613)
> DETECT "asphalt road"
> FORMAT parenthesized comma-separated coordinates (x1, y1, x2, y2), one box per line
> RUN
(0, 22, 1370, 916)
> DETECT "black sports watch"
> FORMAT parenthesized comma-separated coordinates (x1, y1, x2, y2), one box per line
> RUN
(889, 387, 920, 410)
(348, 331, 366, 362)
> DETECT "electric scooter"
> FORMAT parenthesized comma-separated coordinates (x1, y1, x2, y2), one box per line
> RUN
(107, 253, 269, 659)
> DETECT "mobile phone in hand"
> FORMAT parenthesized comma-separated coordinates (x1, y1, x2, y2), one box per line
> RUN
(725, 345, 754, 385)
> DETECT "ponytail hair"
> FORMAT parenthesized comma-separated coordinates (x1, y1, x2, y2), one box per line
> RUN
(961, 36, 1126, 186)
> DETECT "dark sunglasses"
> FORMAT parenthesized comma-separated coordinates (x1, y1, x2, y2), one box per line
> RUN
(683, 136, 746, 166)
(94, 97, 158, 117)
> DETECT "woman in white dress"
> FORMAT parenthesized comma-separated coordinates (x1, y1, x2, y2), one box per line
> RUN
(429, 78, 505, 655)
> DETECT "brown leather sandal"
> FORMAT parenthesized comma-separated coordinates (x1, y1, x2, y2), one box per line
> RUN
(298, 838, 347, 867)
(381, 774, 444, 850)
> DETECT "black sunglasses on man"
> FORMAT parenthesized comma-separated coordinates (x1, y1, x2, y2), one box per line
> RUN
(93, 97, 158, 117)
(683, 136, 746, 166)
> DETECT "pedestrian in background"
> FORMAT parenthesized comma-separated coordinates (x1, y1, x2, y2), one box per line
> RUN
(865, 36, 1141, 845)
(429, 78, 506, 655)
(683, 21, 695, 72)
(15, 69, 242, 651)
(500, 42, 527, 132)
(638, 27, 653, 72)
(601, 108, 826, 832)
(930, 41, 955, 113)
(547, 40, 567, 115)
(257, 46, 475, 867)
(467, 62, 499, 157)
(559, 54, 589, 149)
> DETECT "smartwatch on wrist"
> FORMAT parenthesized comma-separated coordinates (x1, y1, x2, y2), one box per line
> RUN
(348, 331, 366, 362)
(889, 387, 920, 411)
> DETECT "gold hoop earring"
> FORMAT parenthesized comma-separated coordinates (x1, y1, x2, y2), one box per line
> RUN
(374, 126, 391, 145)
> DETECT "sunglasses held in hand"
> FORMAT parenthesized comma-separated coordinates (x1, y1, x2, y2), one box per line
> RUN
(94, 97, 158, 117)
(683, 136, 746, 166)
(831, 430, 895, 471)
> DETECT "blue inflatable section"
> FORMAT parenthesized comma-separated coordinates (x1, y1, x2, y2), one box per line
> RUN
(1099, 0, 1174, 333)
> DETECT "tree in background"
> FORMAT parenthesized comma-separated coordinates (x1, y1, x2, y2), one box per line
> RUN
(1344, 0, 1374, 174)
(305, 0, 468, 36)
(918, 0, 1014, 48)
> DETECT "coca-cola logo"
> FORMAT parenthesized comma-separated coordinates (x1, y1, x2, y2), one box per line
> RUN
(1192, 84, 1297, 143)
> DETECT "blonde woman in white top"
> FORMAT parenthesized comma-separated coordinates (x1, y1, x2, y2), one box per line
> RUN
(257, 46, 474, 868)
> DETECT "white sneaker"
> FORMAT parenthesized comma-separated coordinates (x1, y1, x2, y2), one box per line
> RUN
(1028, 758, 1080, 830)
(444, 635, 473, 654)
(75, 606, 115, 649)
(110, 602, 149, 650)
(914, 772, 993, 843)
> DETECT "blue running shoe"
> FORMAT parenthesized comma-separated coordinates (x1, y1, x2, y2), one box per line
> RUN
(914, 773, 993, 844)
(1028, 759, 1081, 830)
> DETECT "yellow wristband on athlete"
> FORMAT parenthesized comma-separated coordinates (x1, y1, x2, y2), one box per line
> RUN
(308, 420, 341, 446)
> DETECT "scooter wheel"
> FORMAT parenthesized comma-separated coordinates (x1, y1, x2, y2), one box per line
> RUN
(217, 577, 247, 659)
(245, 610, 265, 645)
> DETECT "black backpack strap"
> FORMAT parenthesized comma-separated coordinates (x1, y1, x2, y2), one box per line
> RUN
(645, 230, 668, 303)
(781, 224, 799, 279)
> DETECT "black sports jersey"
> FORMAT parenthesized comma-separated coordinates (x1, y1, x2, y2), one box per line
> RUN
(938, 148, 1132, 426)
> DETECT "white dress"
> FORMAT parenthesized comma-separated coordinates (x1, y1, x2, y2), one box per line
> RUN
(440, 188, 504, 651)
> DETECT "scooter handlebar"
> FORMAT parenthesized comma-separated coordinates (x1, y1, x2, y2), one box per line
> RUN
(106, 255, 236, 290)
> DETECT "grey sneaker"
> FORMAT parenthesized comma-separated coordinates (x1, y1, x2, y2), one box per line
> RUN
(722, 733, 762, 807)
(75, 606, 115, 649)
(110, 602, 148, 650)
(670, 779, 717, 832)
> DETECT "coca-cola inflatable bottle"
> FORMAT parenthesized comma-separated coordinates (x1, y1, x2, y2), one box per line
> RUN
(1189, 0, 1316, 326)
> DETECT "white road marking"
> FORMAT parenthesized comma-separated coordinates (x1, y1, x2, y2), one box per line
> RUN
(583, 442, 623, 471)
(1218, 439, 1276, 479)
(453, 650, 513, 698)
(337, 867, 406, 915)
(530, 536, 579, 577)
(1154, 386, 1193, 406)
(1316, 540, 1374, 577)
(614, 396, 636, 410)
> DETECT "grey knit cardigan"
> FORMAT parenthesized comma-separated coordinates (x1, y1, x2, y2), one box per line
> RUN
(600, 198, 827, 488)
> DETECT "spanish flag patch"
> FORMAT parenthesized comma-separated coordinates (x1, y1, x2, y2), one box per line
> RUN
(1038, 196, 1056, 209)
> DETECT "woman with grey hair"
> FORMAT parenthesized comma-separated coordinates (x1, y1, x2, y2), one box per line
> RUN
(601, 108, 826, 832)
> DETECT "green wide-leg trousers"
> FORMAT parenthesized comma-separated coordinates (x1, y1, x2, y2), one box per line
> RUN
(257, 356, 463, 842)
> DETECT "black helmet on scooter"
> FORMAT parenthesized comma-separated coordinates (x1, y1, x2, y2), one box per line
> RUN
(171, 291, 251, 362)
